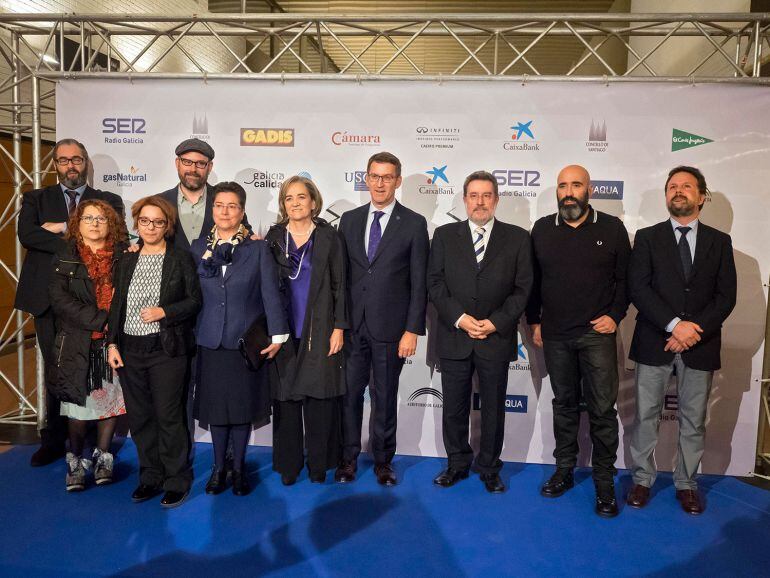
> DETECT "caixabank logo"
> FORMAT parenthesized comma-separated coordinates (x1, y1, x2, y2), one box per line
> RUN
(102, 165, 147, 187)
(672, 129, 712, 152)
(503, 120, 540, 151)
(509, 332, 530, 371)
(590, 180, 624, 200)
(406, 387, 443, 408)
(240, 128, 294, 147)
(473, 393, 528, 413)
(419, 165, 455, 195)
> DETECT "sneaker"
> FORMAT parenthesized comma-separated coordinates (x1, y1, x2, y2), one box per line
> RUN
(93, 448, 114, 485)
(65, 452, 86, 492)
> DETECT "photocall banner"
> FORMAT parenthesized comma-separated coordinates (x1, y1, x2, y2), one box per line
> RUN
(56, 79, 769, 476)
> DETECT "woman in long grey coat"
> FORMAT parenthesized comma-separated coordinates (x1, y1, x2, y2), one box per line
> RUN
(266, 175, 348, 485)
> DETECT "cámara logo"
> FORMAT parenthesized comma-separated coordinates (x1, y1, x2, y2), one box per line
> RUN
(672, 129, 712, 152)
(240, 128, 294, 147)
(331, 131, 380, 147)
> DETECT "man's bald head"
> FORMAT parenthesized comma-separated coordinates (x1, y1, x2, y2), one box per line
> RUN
(556, 164, 591, 223)
(557, 165, 590, 187)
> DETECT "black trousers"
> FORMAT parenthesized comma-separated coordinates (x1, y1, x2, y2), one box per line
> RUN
(543, 330, 619, 482)
(119, 347, 193, 492)
(272, 397, 341, 478)
(34, 311, 67, 449)
(441, 353, 509, 474)
(342, 322, 404, 464)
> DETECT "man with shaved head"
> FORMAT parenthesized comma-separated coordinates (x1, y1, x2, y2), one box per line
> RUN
(526, 164, 631, 517)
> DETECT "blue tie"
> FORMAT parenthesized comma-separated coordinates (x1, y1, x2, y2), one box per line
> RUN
(367, 211, 384, 263)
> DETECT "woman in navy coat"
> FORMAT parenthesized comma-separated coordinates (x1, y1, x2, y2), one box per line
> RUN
(191, 181, 289, 496)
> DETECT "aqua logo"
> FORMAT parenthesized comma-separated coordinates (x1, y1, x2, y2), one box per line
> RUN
(590, 180, 624, 200)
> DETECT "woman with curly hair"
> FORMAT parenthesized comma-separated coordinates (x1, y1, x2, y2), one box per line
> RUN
(47, 199, 128, 492)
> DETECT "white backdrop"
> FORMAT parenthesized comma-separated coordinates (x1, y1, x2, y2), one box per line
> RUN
(56, 79, 769, 476)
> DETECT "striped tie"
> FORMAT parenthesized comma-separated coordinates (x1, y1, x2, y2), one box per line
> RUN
(474, 226, 486, 266)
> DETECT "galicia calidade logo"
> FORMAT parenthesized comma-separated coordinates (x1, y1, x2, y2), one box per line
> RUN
(242, 170, 285, 189)
(504, 120, 539, 151)
(672, 128, 713, 152)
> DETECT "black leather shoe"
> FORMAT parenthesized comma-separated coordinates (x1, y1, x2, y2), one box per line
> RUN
(433, 467, 470, 488)
(205, 467, 227, 495)
(334, 460, 357, 483)
(30, 444, 66, 467)
(480, 472, 505, 494)
(160, 490, 189, 508)
(281, 474, 297, 486)
(541, 468, 574, 498)
(232, 470, 250, 496)
(131, 484, 163, 503)
(595, 483, 619, 518)
(309, 471, 326, 484)
(374, 462, 397, 486)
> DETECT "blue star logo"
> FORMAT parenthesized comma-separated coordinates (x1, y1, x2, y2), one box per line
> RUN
(426, 165, 449, 184)
(511, 121, 534, 140)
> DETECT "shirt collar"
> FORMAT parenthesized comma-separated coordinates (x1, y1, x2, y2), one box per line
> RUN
(369, 199, 396, 216)
(555, 205, 596, 227)
(178, 185, 206, 206)
(670, 217, 699, 233)
(60, 183, 87, 196)
(468, 217, 495, 234)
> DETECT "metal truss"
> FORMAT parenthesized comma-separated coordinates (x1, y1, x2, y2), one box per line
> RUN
(0, 12, 767, 435)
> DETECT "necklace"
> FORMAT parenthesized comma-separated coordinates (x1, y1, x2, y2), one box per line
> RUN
(288, 222, 314, 237)
(284, 226, 313, 281)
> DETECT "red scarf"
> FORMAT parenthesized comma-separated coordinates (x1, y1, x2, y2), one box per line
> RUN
(78, 244, 114, 339)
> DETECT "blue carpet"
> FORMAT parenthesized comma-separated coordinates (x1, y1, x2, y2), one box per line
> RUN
(0, 440, 768, 577)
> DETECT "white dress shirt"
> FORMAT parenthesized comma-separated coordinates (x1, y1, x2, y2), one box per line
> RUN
(665, 217, 699, 333)
(364, 199, 396, 255)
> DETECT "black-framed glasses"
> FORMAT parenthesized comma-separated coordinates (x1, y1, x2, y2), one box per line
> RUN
(178, 157, 210, 169)
(55, 156, 85, 166)
(80, 215, 107, 225)
(367, 173, 396, 184)
(137, 217, 167, 229)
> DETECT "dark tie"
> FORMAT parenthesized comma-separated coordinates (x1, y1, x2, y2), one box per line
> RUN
(677, 226, 692, 280)
(367, 211, 384, 263)
(474, 226, 486, 268)
(65, 189, 78, 215)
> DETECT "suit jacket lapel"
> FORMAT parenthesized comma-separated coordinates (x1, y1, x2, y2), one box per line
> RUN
(306, 229, 328, 306)
(158, 250, 175, 303)
(50, 185, 69, 221)
(369, 201, 403, 266)
(658, 221, 687, 282)
(457, 220, 479, 269)
(478, 222, 504, 272)
(223, 239, 254, 283)
(691, 223, 713, 280)
(355, 203, 369, 264)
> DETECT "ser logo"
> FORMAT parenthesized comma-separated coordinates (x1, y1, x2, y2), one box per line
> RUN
(492, 169, 540, 198)
(102, 118, 146, 134)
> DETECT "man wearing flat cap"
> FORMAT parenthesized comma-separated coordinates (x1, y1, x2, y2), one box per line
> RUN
(159, 138, 250, 251)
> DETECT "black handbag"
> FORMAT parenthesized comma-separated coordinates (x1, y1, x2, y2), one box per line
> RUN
(238, 314, 270, 371)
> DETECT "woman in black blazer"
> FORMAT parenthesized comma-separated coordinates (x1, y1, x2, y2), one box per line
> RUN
(107, 195, 201, 509)
(266, 176, 348, 485)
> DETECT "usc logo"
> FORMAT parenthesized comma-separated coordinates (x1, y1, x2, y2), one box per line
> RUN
(240, 128, 294, 147)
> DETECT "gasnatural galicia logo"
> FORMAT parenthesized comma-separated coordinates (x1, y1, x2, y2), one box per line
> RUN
(419, 165, 455, 195)
(586, 119, 608, 152)
(407, 387, 444, 408)
(590, 180, 624, 200)
(102, 165, 147, 187)
(672, 129, 712, 152)
(492, 169, 540, 198)
(345, 171, 369, 191)
(503, 120, 539, 151)
(415, 126, 460, 149)
(102, 117, 145, 144)
(331, 131, 381, 147)
(242, 170, 286, 189)
(473, 393, 528, 413)
(240, 128, 294, 147)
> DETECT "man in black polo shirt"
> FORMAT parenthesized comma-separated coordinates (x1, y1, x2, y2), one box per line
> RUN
(526, 164, 631, 517)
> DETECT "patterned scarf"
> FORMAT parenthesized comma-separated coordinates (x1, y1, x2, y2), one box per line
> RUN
(78, 243, 114, 340)
(198, 223, 248, 278)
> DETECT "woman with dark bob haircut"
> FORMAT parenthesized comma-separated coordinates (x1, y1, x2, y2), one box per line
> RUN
(48, 199, 128, 492)
(192, 182, 289, 496)
(107, 195, 202, 509)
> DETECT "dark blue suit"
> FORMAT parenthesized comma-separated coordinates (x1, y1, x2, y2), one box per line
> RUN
(338, 201, 429, 464)
(192, 237, 288, 349)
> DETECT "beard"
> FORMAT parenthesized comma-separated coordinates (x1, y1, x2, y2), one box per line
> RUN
(558, 194, 589, 222)
(668, 195, 697, 217)
(180, 172, 206, 191)
(57, 166, 87, 189)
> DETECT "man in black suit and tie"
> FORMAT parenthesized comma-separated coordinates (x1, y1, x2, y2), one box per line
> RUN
(428, 171, 532, 493)
(335, 152, 429, 486)
(15, 138, 124, 466)
(626, 166, 736, 515)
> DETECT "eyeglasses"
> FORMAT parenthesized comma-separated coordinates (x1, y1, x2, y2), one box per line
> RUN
(213, 202, 242, 212)
(178, 157, 210, 169)
(137, 217, 167, 229)
(367, 173, 396, 184)
(55, 156, 85, 166)
(80, 215, 107, 225)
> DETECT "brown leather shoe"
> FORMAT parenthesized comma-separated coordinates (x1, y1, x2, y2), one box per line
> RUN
(334, 460, 357, 483)
(626, 484, 651, 509)
(676, 489, 705, 515)
(374, 462, 397, 486)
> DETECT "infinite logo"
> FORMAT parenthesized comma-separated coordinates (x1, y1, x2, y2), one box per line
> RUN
(240, 128, 294, 147)
(672, 128, 712, 152)
(590, 180, 624, 200)
(416, 126, 428, 133)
